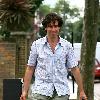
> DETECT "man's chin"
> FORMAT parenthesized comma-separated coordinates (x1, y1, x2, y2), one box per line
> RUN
(51, 33, 57, 36)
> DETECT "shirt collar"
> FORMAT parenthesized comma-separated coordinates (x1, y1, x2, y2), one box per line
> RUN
(42, 36, 65, 47)
(59, 37, 66, 47)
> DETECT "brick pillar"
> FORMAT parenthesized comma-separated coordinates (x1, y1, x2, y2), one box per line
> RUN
(11, 32, 33, 78)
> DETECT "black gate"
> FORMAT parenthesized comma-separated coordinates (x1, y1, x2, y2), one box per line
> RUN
(3, 79, 22, 100)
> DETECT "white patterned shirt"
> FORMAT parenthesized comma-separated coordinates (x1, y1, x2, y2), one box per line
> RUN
(27, 36, 78, 97)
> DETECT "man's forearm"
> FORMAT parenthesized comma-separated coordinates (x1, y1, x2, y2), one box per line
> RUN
(22, 66, 35, 94)
(71, 67, 84, 92)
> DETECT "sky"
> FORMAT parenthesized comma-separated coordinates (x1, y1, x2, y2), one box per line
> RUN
(43, 0, 85, 8)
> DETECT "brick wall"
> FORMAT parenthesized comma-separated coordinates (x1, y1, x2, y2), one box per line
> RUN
(0, 42, 16, 100)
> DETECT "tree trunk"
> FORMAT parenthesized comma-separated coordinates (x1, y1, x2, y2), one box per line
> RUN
(79, 0, 99, 100)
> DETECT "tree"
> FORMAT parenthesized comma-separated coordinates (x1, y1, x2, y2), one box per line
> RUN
(29, 0, 44, 14)
(0, 0, 44, 37)
(38, 4, 51, 38)
(97, 5, 100, 41)
(79, 0, 99, 100)
(39, 4, 51, 19)
(0, 0, 32, 31)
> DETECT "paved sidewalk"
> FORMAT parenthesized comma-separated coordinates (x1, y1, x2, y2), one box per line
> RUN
(68, 79, 77, 100)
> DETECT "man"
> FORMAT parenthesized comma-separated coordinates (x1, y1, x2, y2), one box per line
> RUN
(20, 13, 87, 100)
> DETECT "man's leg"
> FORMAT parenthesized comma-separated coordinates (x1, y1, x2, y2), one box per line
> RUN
(52, 94, 69, 100)
(28, 93, 50, 100)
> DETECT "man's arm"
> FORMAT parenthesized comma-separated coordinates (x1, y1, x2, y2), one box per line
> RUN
(71, 67, 87, 100)
(20, 65, 35, 100)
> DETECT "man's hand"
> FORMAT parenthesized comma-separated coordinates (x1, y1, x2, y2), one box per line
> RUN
(20, 91, 27, 100)
(79, 91, 87, 100)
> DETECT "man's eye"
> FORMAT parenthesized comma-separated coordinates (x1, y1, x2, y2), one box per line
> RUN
(48, 25, 58, 28)
(49, 26, 53, 28)
(54, 25, 58, 27)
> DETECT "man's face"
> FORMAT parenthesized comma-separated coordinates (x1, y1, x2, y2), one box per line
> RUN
(45, 21, 60, 36)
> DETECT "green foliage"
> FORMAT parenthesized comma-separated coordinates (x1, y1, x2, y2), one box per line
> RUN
(39, 4, 51, 17)
(39, 27, 46, 38)
(52, 0, 80, 18)
(29, 0, 44, 14)
(73, 18, 83, 42)
(0, 28, 10, 38)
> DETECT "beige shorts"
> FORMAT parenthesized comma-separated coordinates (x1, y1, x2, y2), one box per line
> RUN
(28, 93, 69, 100)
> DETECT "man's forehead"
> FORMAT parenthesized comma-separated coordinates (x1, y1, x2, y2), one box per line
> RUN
(48, 21, 58, 25)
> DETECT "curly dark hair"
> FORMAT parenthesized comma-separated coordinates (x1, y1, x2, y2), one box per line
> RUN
(42, 13, 63, 28)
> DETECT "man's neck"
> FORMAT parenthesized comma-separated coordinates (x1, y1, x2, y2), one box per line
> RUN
(47, 35, 59, 44)
(47, 35, 59, 53)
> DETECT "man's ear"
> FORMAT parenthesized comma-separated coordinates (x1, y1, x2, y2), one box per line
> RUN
(45, 28, 47, 31)
(59, 27, 61, 31)
(44, 28, 47, 33)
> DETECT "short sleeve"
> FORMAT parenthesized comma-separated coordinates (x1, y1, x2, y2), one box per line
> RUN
(27, 41, 37, 67)
(66, 45, 78, 68)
